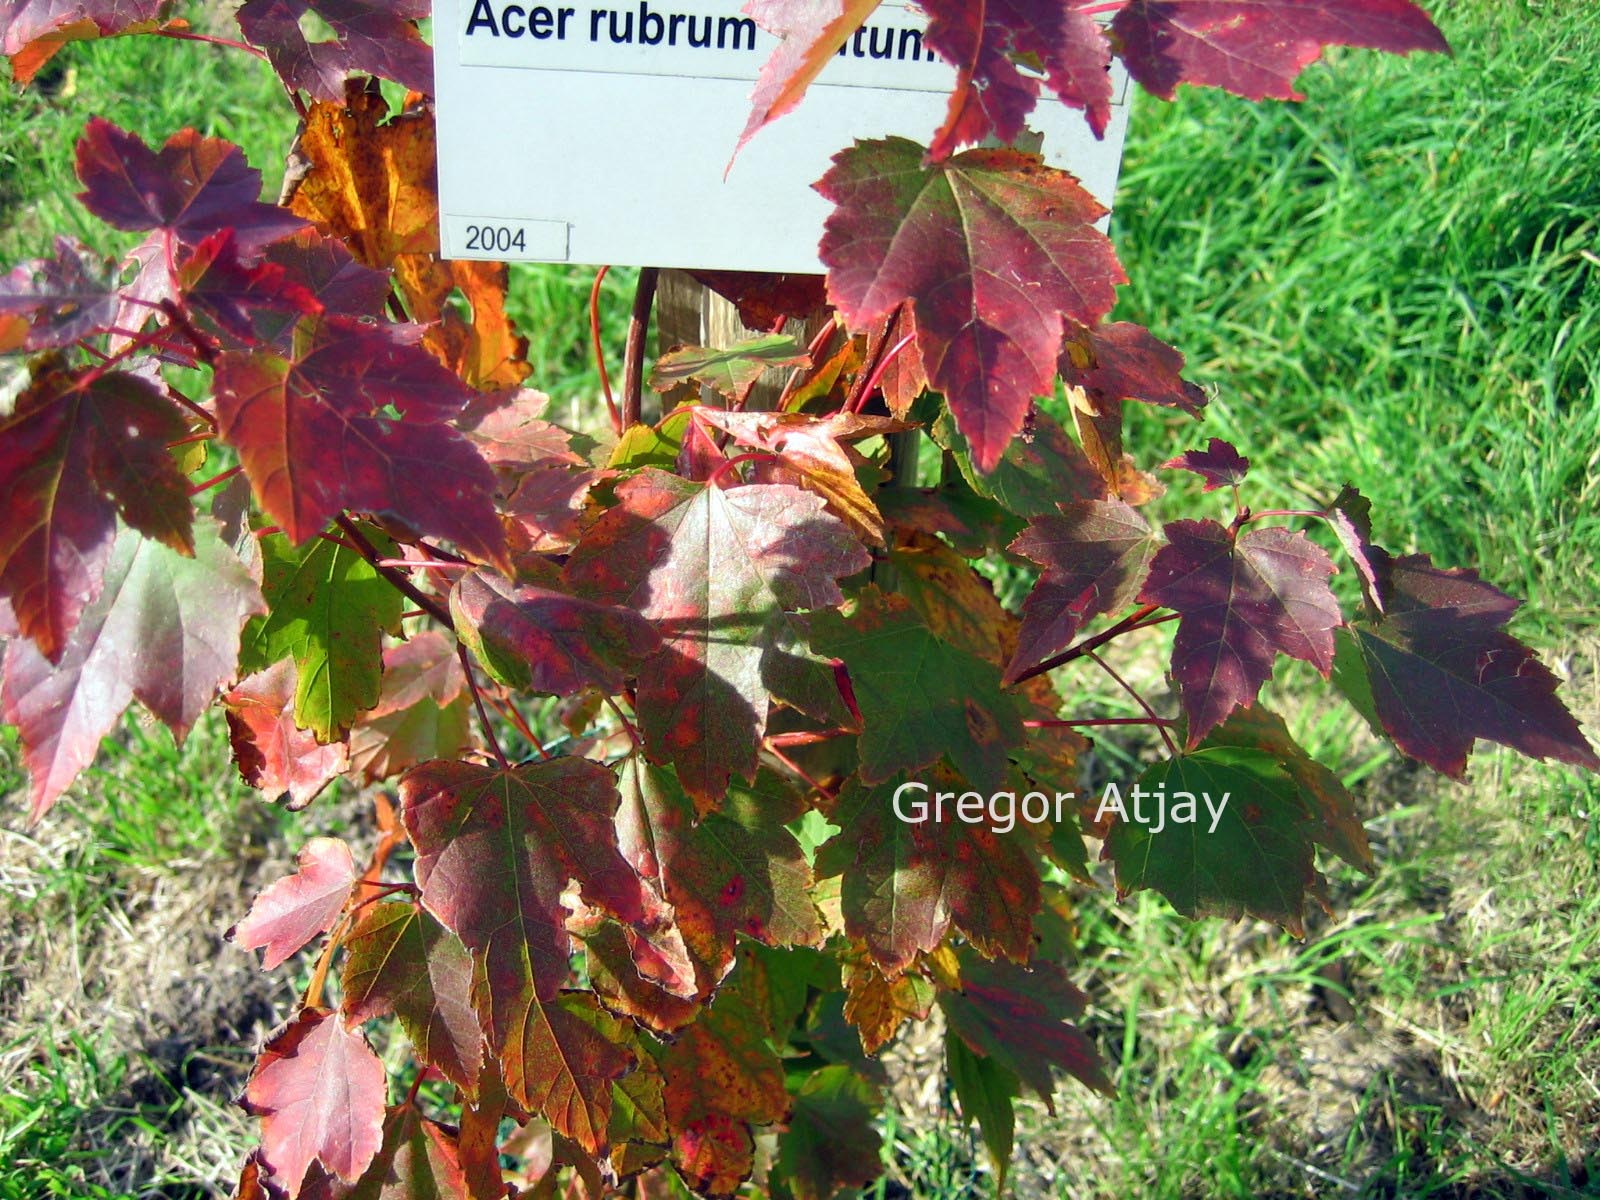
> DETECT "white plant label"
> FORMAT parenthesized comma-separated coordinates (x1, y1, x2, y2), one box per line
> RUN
(433, 0, 1132, 272)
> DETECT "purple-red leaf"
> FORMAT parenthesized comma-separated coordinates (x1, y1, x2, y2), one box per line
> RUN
(0, 365, 194, 661)
(235, 0, 433, 100)
(0, 236, 121, 350)
(214, 317, 505, 566)
(1006, 500, 1158, 684)
(1113, 0, 1449, 103)
(938, 953, 1112, 1107)
(818, 138, 1124, 473)
(1345, 551, 1599, 777)
(564, 470, 869, 810)
(450, 569, 659, 697)
(0, 0, 169, 84)
(2, 519, 264, 821)
(224, 660, 350, 809)
(243, 1008, 387, 1192)
(1141, 520, 1341, 746)
(1162, 437, 1250, 491)
(921, 0, 1114, 157)
(75, 118, 306, 250)
(175, 229, 322, 345)
(229, 837, 357, 969)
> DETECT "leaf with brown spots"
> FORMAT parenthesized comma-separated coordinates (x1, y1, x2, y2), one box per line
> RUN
(810, 587, 1022, 793)
(615, 759, 822, 998)
(656, 955, 790, 1197)
(564, 470, 870, 809)
(815, 768, 1040, 976)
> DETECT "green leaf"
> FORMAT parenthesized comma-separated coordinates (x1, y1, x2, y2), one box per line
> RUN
(945, 1031, 1017, 1188)
(773, 1065, 883, 1200)
(1104, 746, 1318, 933)
(240, 528, 403, 740)
(649, 334, 809, 401)
(810, 586, 1022, 792)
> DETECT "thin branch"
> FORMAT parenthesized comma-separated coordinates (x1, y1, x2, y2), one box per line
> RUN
(187, 464, 243, 495)
(487, 692, 552, 761)
(1024, 716, 1176, 729)
(589, 265, 623, 436)
(621, 267, 659, 429)
(1007, 603, 1175, 687)
(1084, 649, 1179, 756)
(335, 515, 455, 630)
(841, 324, 887, 415)
(707, 450, 780, 488)
(850, 332, 916, 413)
(456, 643, 510, 770)
(604, 696, 642, 750)
(154, 26, 270, 59)
(763, 738, 835, 801)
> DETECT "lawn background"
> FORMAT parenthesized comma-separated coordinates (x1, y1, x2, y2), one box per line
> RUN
(1, 0, 1596, 1195)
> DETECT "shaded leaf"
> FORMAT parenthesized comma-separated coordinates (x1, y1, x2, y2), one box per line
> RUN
(944, 1032, 1017, 1188)
(657, 956, 790, 1197)
(240, 531, 404, 742)
(1344, 550, 1599, 777)
(1104, 745, 1319, 931)
(1208, 705, 1371, 871)
(688, 270, 828, 333)
(236, 0, 432, 101)
(456, 387, 581, 474)
(341, 901, 483, 1092)
(773, 1065, 882, 1200)
(229, 837, 356, 969)
(1113, 0, 1448, 103)
(344, 1105, 470, 1200)
(1059, 320, 1207, 415)
(175, 229, 322, 345)
(564, 470, 868, 809)
(931, 406, 1106, 518)
(650, 335, 810, 401)
(1006, 499, 1158, 683)
(1141, 520, 1341, 746)
(0, 364, 194, 661)
(503, 464, 605, 555)
(450, 569, 658, 696)
(2, 519, 264, 821)
(0, 236, 121, 350)
(224, 660, 350, 808)
(75, 118, 305, 250)
(243, 1008, 387, 1192)
(810, 588, 1022, 792)
(818, 138, 1124, 473)
(347, 632, 472, 784)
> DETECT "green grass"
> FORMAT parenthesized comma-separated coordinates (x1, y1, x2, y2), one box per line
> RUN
(1110, 0, 1600, 628)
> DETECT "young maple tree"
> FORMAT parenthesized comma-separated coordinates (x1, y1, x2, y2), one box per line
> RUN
(1, 1, 1594, 1196)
